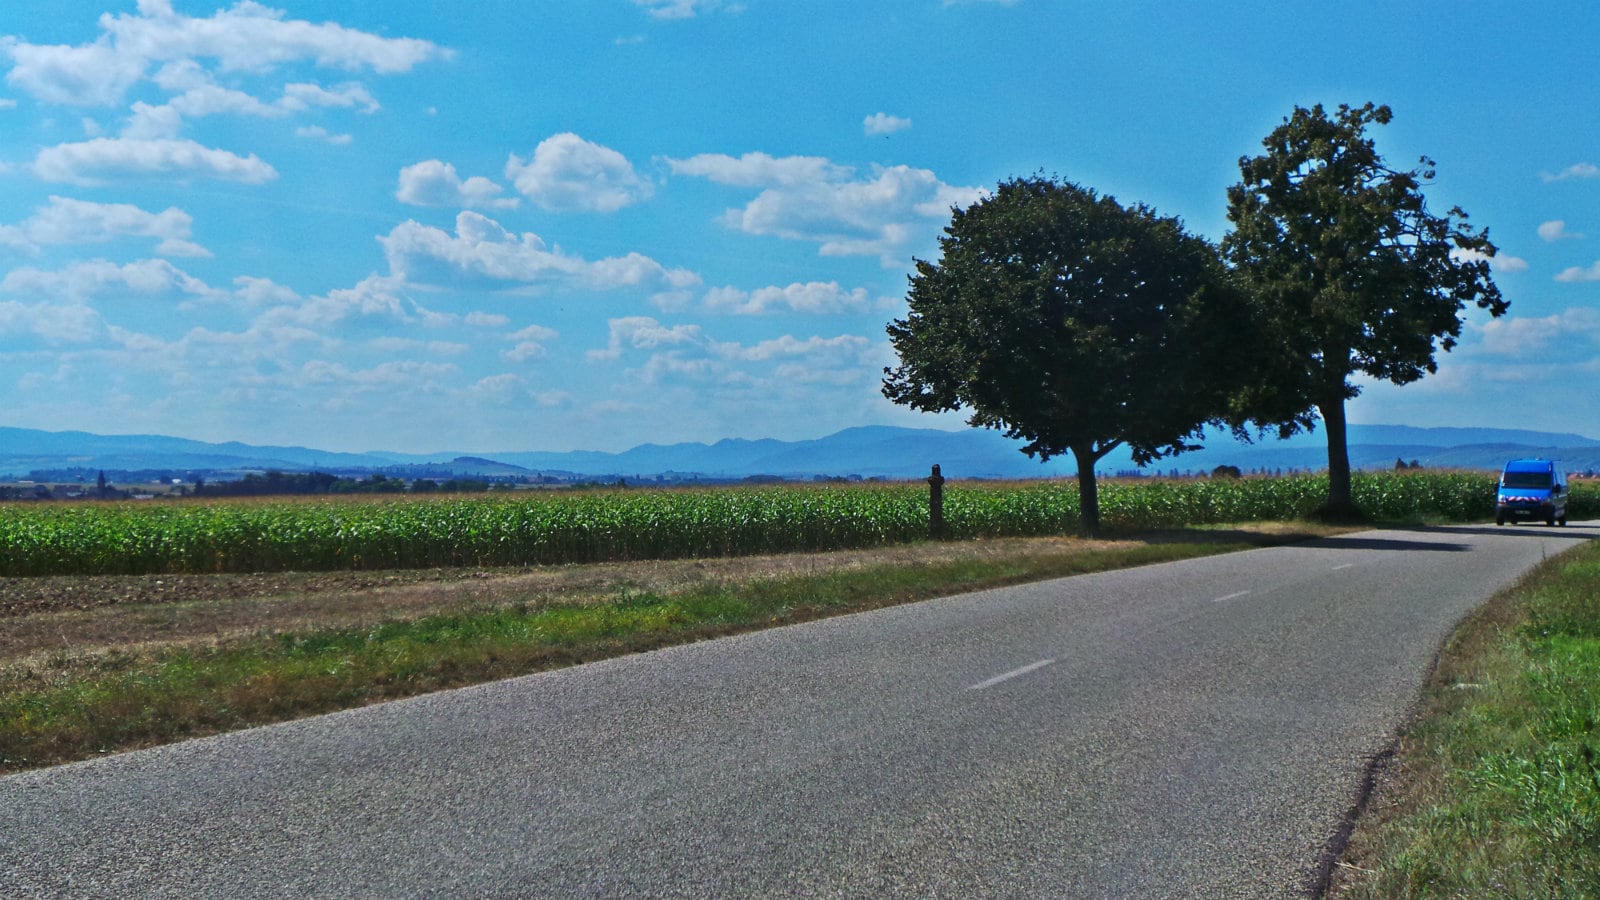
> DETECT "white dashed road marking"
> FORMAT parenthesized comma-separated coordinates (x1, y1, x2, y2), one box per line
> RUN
(967, 659, 1056, 691)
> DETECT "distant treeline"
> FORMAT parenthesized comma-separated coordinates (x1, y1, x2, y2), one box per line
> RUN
(195, 471, 494, 496)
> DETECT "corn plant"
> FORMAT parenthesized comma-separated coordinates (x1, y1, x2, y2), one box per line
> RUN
(0, 472, 1560, 578)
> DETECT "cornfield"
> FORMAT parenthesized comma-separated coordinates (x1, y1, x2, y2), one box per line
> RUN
(1, 473, 1592, 578)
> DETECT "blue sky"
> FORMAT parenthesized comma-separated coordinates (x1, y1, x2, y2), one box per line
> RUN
(1, 0, 1597, 455)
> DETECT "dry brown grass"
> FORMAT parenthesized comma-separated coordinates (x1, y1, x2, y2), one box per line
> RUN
(0, 527, 1323, 670)
(2, 523, 1345, 774)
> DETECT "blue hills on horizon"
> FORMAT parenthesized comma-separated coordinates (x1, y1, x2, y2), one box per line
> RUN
(4, 423, 1600, 481)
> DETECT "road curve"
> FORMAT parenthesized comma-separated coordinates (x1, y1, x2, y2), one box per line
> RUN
(3, 522, 1596, 898)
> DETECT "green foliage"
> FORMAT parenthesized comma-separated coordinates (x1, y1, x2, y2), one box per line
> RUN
(0, 488, 933, 576)
(1223, 103, 1507, 512)
(1570, 480, 1600, 520)
(0, 472, 1533, 578)
(884, 175, 1247, 531)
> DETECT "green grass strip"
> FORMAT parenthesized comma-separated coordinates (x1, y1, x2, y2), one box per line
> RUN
(0, 533, 1278, 774)
(1335, 541, 1600, 896)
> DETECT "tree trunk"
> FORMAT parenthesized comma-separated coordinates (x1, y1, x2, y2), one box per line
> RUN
(1318, 394, 1358, 519)
(1073, 444, 1101, 534)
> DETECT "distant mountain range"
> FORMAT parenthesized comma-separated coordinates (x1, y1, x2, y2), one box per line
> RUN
(3, 423, 1599, 482)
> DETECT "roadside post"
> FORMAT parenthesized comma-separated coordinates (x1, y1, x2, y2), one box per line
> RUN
(928, 464, 945, 538)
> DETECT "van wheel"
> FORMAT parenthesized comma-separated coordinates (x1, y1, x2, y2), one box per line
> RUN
(1559, 515, 1568, 526)
(1548, 516, 1557, 527)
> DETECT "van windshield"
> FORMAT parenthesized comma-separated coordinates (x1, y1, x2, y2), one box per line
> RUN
(1503, 471, 1553, 489)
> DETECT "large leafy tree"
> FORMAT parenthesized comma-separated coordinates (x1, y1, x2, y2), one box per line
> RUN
(883, 176, 1247, 532)
(1224, 103, 1507, 516)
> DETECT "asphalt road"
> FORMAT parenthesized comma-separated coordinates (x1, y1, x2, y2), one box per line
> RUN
(3, 522, 1596, 898)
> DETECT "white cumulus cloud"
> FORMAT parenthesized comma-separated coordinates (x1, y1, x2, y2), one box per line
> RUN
(711, 333, 872, 363)
(397, 160, 518, 210)
(1451, 246, 1527, 273)
(587, 315, 879, 401)
(380, 212, 698, 292)
(702, 281, 873, 315)
(666, 151, 850, 188)
(0, 195, 208, 257)
(281, 82, 380, 113)
(666, 152, 984, 266)
(34, 137, 277, 185)
(464, 311, 511, 328)
(633, 0, 740, 20)
(119, 78, 380, 139)
(1541, 162, 1600, 183)
(863, 113, 912, 136)
(588, 316, 704, 360)
(298, 359, 458, 390)
(295, 125, 352, 145)
(2, 37, 147, 107)
(3, 2, 448, 109)
(230, 276, 300, 308)
(505, 133, 654, 213)
(255, 273, 445, 330)
(503, 323, 560, 362)
(0, 299, 102, 343)
(1477, 308, 1600, 356)
(1538, 220, 1583, 242)
(0, 258, 217, 302)
(1554, 261, 1600, 283)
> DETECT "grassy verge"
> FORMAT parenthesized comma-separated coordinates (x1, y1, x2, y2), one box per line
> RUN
(0, 527, 1319, 775)
(1332, 540, 1600, 896)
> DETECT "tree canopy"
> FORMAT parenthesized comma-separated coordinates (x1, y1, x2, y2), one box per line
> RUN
(1223, 102, 1507, 515)
(883, 176, 1247, 531)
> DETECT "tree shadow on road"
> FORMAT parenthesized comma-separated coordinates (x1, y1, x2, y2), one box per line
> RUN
(1129, 526, 1463, 552)
(1129, 527, 1332, 548)
(1409, 522, 1598, 540)
(1298, 521, 1599, 554)
(1300, 533, 1471, 552)
(1094, 522, 1595, 555)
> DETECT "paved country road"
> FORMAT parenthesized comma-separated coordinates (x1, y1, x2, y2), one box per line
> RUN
(3, 523, 1596, 898)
